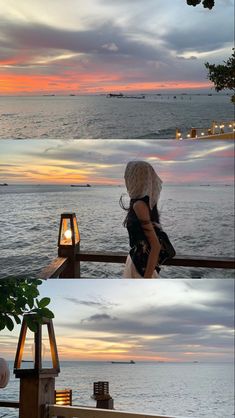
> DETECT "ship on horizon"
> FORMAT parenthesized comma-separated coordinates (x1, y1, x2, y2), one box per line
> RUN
(111, 360, 135, 364)
(70, 184, 91, 187)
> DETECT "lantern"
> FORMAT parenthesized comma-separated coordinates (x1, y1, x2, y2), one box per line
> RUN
(14, 314, 60, 418)
(92, 381, 114, 409)
(14, 314, 60, 377)
(55, 389, 72, 405)
(58, 213, 80, 257)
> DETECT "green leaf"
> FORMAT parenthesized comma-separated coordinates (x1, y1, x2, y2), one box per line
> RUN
(5, 315, 14, 331)
(38, 298, 51, 308)
(27, 319, 38, 333)
(40, 308, 54, 319)
(27, 296, 34, 310)
(0, 316, 6, 330)
(0, 279, 53, 331)
(12, 314, 21, 324)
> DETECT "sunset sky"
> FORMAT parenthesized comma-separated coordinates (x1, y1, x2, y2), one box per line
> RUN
(1, 279, 234, 362)
(0, 0, 233, 95)
(0, 139, 234, 185)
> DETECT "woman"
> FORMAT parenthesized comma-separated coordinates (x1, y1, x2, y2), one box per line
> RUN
(121, 160, 163, 278)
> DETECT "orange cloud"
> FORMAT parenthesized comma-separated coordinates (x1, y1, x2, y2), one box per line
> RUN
(0, 70, 212, 95)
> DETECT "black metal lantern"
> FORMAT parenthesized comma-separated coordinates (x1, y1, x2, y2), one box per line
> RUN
(92, 381, 114, 409)
(58, 212, 80, 257)
(14, 314, 60, 378)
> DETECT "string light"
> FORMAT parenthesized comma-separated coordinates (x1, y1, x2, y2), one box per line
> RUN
(178, 120, 234, 140)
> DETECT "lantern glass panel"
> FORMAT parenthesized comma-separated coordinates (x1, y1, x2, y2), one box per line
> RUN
(73, 217, 80, 243)
(42, 326, 52, 368)
(60, 218, 73, 245)
(55, 389, 72, 405)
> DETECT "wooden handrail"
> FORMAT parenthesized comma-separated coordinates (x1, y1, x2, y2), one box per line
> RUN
(39, 251, 235, 279)
(0, 400, 19, 408)
(40, 256, 69, 278)
(77, 251, 235, 269)
(47, 404, 180, 418)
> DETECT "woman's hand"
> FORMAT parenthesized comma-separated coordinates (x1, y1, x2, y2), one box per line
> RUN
(133, 201, 161, 278)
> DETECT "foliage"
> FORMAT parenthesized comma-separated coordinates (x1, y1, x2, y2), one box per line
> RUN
(0, 279, 54, 332)
(205, 50, 235, 101)
(186, 0, 215, 9)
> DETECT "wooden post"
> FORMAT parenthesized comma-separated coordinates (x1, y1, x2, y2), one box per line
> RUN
(190, 128, 197, 138)
(96, 398, 114, 410)
(59, 243, 80, 278)
(19, 375, 55, 418)
(211, 120, 215, 135)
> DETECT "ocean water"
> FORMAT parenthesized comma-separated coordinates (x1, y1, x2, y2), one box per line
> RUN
(0, 361, 234, 418)
(0, 185, 234, 279)
(0, 94, 233, 139)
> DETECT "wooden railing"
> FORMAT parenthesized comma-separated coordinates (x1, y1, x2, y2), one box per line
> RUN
(40, 250, 235, 279)
(47, 405, 182, 418)
(176, 120, 235, 139)
(0, 400, 19, 408)
(0, 401, 184, 418)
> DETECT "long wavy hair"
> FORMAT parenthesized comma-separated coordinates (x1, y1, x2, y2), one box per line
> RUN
(120, 194, 160, 227)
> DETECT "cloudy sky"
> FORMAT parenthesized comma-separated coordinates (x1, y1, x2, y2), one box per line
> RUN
(0, 139, 234, 185)
(0, 0, 233, 94)
(1, 279, 234, 362)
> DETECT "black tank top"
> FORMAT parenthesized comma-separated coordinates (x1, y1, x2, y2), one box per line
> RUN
(126, 196, 160, 276)
(126, 196, 158, 246)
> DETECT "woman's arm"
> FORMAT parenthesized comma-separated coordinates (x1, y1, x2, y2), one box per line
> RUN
(133, 201, 161, 278)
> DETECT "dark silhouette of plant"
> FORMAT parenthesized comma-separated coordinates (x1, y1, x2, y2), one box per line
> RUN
(205, 49, 235, 102)
(186, 0, 215, 9)
(0, 279, 54, 332)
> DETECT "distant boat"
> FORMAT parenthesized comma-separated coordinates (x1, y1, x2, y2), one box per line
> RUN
(106, 93, 124, 98)
(70, 184, 91, 187)
(111, 360, 135, 364)
(106, 93, 145, 99)
(0, 183, 8, 186)
(121, 95, 145, 99)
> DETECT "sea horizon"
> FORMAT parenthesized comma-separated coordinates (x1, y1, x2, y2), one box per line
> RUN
(0, 91, 231, 97)
(1, 182, 233, 187)
(4, 359, 235, 364)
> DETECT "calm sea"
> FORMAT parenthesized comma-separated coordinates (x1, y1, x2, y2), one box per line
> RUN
(0, 94, 233, 139)
(0, 185, 234, 279)
(0, 361, 234, 418)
